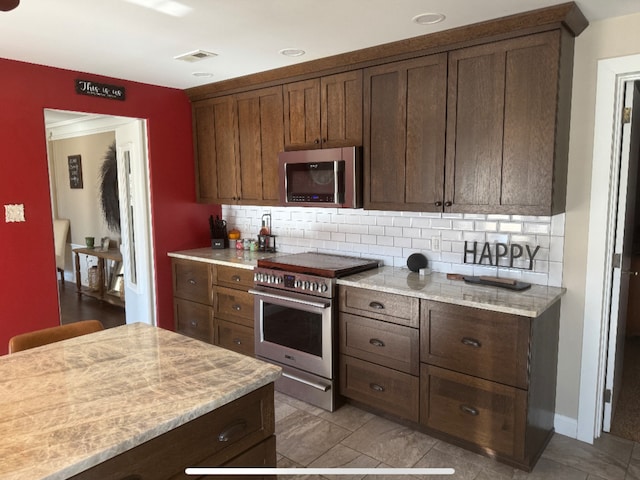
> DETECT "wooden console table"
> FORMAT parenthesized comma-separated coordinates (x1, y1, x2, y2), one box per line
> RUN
(73, 247, 124, 307)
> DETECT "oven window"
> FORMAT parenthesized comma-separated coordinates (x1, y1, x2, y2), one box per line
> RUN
(262, 303, 322, 357)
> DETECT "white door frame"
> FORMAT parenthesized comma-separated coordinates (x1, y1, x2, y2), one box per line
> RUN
(578, 54, 640, 443)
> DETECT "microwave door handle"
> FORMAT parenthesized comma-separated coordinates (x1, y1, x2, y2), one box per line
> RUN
(248, 289, 331, 309)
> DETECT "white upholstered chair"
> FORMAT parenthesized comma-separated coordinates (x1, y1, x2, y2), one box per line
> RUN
(53, 219, 70, 285)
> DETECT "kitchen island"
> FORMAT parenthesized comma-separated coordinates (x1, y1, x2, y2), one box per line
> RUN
(0, 322, 281, 480)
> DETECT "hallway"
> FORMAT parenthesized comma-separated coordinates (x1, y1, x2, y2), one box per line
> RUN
(58, 278, 125, 329)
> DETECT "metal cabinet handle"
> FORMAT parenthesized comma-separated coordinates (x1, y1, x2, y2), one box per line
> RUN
(233, 338, 242, 345)
(188, 279, 196, 285)
(314, 138, 320, 144)
(435, 201, 443, 207)
(369, 338, 385, 347)
(461, 337, 481, 348)
(218, 420, 247, 442)
(190, 320, 198, 327)
(232, 275, 241, 282)
(444, 201, 452, 207)
(232, 304, 242, 311)
(460, 404, 479, 416)
(369, 301, 384, 310)
(369, 383, 385, 392)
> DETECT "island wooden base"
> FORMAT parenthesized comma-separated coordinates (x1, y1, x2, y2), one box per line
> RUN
(69, 384, 276, 480)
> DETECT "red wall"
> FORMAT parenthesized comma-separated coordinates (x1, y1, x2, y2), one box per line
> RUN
(0, 58, 219, 355)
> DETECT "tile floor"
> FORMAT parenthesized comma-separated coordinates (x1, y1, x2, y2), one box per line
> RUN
(274, 392, 640, 480)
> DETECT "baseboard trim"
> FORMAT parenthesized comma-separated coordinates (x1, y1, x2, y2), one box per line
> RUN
(554, 413, 578, 439)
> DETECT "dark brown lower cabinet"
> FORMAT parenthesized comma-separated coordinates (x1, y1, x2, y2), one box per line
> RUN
(69, 384, 276, 480)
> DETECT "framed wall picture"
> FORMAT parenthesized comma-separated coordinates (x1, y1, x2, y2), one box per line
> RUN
(67, 155, 83, 189)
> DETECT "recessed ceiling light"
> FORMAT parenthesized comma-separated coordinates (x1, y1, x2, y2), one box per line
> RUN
(279, 48, 306, 57)
(412, 12, 446, 25)
(192, 72, 214, 78)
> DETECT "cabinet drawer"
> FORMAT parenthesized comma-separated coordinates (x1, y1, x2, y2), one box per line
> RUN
(339, 313, 418, 375)
(216, 265, 254, 290)
(215, 286, 254, 327)
(172, 259, 212, 304)
(174, 298, 214, 344)
(420, 301, 530, 388)
(339, 286, 419, 327)
(217, 319, 255, 357)
(340, 354, 419, 422)
(70, 384, 275, 480)
(420, 364, 526, 459)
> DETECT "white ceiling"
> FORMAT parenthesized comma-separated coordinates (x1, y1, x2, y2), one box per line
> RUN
(2, 0, 640, 91)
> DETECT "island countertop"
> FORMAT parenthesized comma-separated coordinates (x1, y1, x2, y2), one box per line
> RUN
(337, 267, 565, 317)
(0, 323, 281, 480)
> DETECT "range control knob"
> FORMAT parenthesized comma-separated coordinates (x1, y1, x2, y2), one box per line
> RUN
(294, 280, 302, 288)
(319, 283, 329, 293)
(303, 281, 310, 290)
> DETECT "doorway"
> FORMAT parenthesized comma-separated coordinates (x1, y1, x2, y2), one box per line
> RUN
(45, 109, 156, 327)
(579, 53, 640, 444)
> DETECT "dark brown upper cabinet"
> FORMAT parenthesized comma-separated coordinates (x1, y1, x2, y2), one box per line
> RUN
(363, 55, 447, 212)
(193, 95, 238, 204)
(193, 86, 284, 205)
(283, 71, 363, 150)
(445, 30, 567, 215)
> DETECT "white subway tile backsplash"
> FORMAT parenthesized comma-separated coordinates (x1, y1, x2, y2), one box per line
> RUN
(221, 205, 563, 287)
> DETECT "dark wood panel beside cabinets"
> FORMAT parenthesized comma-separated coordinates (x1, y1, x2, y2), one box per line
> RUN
(284, 71, 363, 150)
(445, 30, 565, 215)
(364, 54, 447, 212)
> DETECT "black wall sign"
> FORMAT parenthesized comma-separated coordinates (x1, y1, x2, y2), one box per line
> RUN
(75, 79, 126, 101)
(463, 241, 541, 270)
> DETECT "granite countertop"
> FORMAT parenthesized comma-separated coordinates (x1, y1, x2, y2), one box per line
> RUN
(168, 247, 277, 269)
(0, 323, 281, 480)
(337, 267, 565, 317)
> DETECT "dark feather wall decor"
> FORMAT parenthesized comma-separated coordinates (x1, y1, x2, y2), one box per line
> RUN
(100, 141, 121, 233)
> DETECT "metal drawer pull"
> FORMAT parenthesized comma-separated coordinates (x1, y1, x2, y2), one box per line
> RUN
(369, 338, 385, 347)
(232, 275, 241, 282)
(369, 301, 385, 310)
(461, 337, 481, 348)
(233, 338, 242, 345)
(232, 304, 241, 311)
(188, 279, 196, 285)
(282, 372, 331, 391)
(218, 420, 248, 442)
(369, 383, 385, 392)
(190, 320, 198, 327)
(460, 404, 479, 416)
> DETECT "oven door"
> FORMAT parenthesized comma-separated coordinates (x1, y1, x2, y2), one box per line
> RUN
(250, 287, 333, 379)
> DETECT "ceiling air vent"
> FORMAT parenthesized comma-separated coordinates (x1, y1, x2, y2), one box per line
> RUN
(174, 50, 218, 63)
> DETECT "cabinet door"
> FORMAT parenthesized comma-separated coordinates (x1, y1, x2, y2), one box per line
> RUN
(174, 298, 214, 344)
(364, 54, 447, 211)
(321, 70, 363, 148)
(283, 79, 321, 150)
(193, 96, 239, 203)
(236, 86, 284, 204)
(172, 259, 212, 305)
(445, 31, 560, 214)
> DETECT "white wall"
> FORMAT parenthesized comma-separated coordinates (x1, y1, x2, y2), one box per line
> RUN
(557, 11, 640, 426)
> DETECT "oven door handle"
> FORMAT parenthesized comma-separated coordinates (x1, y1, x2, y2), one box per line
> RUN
(248, 289, 331, 309)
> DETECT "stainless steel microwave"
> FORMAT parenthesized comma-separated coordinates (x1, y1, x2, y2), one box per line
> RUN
(278, 146, 361, 208)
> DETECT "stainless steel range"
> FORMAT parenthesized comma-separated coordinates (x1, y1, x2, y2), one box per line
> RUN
(250, 252, 379, 411)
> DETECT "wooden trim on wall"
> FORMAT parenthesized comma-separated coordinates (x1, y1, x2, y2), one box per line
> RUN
(186, 2, 588, 101)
